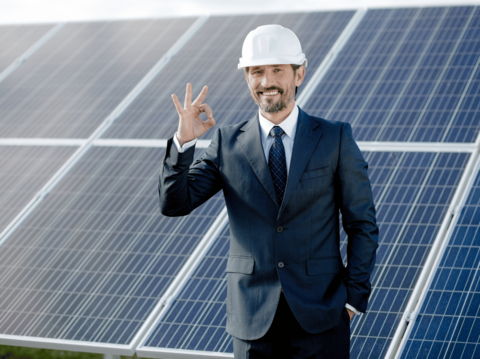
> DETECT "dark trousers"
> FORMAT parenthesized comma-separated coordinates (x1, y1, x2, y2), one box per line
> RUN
(232, 293, 350, 359)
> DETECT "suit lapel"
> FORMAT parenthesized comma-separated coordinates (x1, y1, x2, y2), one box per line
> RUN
(238, 115, 279, 207)
(278, 108, 322, 219)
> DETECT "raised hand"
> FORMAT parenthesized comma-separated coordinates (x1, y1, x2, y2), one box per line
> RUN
(172, 83, 215, 145)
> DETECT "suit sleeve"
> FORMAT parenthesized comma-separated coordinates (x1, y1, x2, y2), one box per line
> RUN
(337, 122, 379, 313)
(159, 128, 223, 217)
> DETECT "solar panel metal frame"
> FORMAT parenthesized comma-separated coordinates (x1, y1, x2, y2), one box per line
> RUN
(393, 149, 480, 359)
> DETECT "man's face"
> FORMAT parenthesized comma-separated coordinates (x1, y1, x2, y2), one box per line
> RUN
(245, 64, 304, 113)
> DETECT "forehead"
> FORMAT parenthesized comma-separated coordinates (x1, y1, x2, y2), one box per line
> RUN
(250, 64, 291, 71)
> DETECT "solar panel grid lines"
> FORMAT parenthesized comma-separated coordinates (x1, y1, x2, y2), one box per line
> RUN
(385, 143, 480, 359)
(0, 16, 205, 254)
(0, 17, 197, 138)
(372, 7, 455, 142)
(393, 154, 480, 358)
(139, 226, 232, 355)
(405, 7, 477, 142)
(102, 10, 355, 140)
(132, 208, 229, 354)
(303, 6, 480, 143)
(0, 146, 77, 235)
(321, 8, 405, 122)
(294, 8, 366, 107)
(136, 208, 229, 355)
(340, 151, 471, 358)
(439, 49, 480, 143)
(398, 157, 480, 359)
(0, 146, 226, 350)
(352, 8, 446, 139)
(0, 23, 61, 80)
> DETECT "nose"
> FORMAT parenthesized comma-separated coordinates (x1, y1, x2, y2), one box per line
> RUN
(261, 72, 275, 88)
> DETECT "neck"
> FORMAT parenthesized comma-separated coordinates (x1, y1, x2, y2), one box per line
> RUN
(260, 100, 296, 125)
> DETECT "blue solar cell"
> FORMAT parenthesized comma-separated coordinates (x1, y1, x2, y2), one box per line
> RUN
(141, 151, 469, 358)
(401, 163, 480, 358)
(102, 11, 354, 139)
(303, 6, 480, 143)
(0, 146, 224, 345)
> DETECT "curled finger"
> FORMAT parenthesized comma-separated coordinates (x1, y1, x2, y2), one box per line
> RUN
(199, 103, 213, 119)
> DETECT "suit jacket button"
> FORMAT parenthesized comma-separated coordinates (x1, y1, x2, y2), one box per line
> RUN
(278, 262, 284, 268)
(276, 226, 283, 233)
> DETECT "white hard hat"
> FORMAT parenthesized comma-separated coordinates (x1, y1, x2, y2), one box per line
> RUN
(238, 24, 307, 69)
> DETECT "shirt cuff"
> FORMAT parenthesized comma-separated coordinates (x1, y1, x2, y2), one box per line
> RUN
(174, 133, 197, 153)
(345, 303, 361, 315)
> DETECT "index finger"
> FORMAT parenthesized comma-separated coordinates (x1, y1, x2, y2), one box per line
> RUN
(192, 86, 209, 106)
(184, 83, 192, 108)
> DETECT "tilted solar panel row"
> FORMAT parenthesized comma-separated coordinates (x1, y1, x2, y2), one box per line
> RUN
(0, 6, 479, 359)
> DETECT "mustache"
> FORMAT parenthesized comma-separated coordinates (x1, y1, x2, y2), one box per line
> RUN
(256, 86, 284, 94)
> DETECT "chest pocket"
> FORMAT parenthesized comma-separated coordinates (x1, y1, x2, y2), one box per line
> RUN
(300, 165, 331, 181)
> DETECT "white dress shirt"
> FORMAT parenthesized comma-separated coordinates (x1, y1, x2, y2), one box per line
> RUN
(173, 104, 360, 316)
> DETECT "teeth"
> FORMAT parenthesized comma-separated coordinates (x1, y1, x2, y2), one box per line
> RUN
(263, 91, 278, 96)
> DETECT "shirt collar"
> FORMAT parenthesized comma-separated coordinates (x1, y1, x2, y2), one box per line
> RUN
(258, 104, 299, 143)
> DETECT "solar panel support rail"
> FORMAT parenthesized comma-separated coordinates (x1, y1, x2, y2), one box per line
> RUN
(0, 15, 210, 357)
(0, 22, 65, 84)
(386, 136, 480, 359)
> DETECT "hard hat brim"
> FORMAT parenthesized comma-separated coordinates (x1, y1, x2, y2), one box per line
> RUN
(238, 54, 307, 69)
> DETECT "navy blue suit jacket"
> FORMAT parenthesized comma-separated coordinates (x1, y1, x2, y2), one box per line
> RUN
(159, 107, 378, 340)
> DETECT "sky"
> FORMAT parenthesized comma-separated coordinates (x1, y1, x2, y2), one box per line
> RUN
(2, 0, 479, 25)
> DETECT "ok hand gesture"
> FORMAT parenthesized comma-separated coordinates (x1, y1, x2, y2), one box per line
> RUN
(172, 83, 215, 146)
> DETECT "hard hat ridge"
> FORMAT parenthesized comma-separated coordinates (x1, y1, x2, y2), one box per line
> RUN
(238, 24, 307, 69)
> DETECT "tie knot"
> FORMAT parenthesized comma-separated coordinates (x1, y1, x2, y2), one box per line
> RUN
(270, 126, 285, 138)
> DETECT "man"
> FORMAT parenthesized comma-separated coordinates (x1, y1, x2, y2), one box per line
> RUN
(159, 24, 378, 359)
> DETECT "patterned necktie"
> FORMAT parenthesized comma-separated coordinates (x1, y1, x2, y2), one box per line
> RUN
(268, 126, 287, 204)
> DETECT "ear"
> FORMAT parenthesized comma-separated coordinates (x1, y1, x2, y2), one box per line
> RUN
(295, 66, 306, 87)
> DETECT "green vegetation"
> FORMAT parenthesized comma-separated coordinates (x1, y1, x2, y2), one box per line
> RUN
(0, 346, 137, 359)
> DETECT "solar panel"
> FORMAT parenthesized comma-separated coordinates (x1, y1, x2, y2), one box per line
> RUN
(0, 18, 196, 139)
(139, 151, 470, 358)
(0, 146, 224, 346)
(400, 159, 480, 359)
(303, 6, 480, 143)
(0, 145, 76, 234)
(102, 11, 355, 139)
(0, 24, 55, 73)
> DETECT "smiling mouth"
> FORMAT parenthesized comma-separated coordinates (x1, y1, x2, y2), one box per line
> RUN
(257, 88, 283, 97)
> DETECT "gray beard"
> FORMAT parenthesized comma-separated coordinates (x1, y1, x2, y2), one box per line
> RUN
(256, 92, 294, 113)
